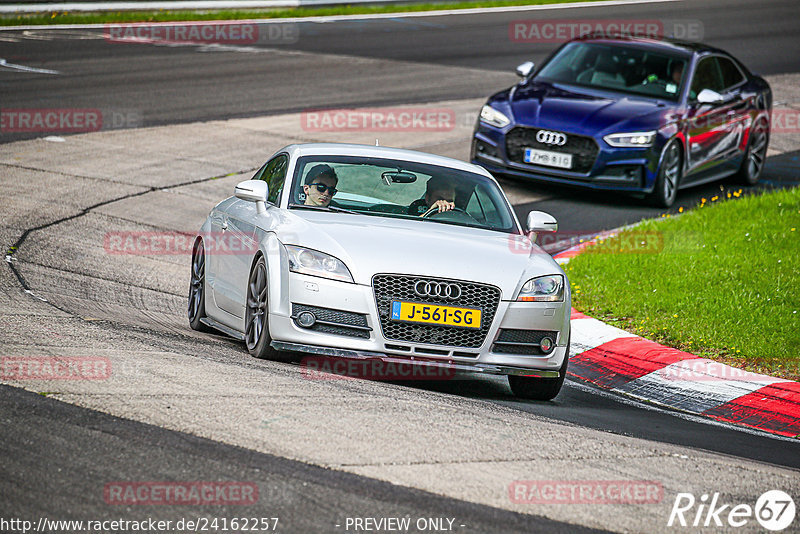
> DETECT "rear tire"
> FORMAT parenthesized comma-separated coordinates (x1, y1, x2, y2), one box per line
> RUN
(188, 239, 211, 332)
(733, 117, 769, 185)
(245, 256, 287, 361)
(508, 337, 570, 401)
(648, 140, 682, 208)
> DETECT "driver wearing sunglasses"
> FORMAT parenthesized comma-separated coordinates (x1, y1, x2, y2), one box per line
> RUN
(303, 164, 339, 207)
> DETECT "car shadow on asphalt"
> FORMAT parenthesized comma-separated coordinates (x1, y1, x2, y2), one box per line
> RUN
(389, 375, 544, 403)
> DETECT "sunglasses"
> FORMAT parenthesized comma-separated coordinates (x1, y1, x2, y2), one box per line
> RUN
(308, 183, 337, 195)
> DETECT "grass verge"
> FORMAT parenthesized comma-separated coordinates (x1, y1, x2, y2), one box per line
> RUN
(0, 0, 601, 26)
(565, 186, 800, 380)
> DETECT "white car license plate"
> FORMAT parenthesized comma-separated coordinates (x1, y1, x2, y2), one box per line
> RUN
(524, 148, 572, 169)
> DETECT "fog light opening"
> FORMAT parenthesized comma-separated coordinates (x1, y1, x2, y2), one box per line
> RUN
(475, 140, 498, 158)
(540, 337, 554, 354)
(297, 311, 316, 328)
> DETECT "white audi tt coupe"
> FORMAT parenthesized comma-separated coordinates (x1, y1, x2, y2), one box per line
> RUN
(189, 143, 571, 400)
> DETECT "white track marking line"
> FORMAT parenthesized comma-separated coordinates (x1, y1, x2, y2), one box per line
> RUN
(0, 58, 60, 74)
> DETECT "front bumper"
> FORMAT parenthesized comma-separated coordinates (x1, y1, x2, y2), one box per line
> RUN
(472, 126, 661, 194)
(271, 341, 562, 378)
(268, 272, 570, 375)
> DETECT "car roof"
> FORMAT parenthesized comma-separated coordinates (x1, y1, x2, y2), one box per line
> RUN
(571, 35, 727, 57)
(277, 143, 496, 179)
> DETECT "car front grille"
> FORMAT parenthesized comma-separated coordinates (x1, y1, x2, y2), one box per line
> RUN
(372, 274, 501, 348)
(291, 303, 370, 339)
(505, 127, 599, 174)
(492, 329, 559, 355)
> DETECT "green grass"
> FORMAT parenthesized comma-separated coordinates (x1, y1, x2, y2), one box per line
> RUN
(565, 186, 800, 380)
(1, 0, 602, 26)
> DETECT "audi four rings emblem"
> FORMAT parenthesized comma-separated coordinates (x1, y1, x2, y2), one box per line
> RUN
(536, 130, 567, 146)
(414, 280, 462, 300)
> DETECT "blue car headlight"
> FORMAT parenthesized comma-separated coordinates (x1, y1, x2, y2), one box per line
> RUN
(286, 245, 354, 283)
(516, 275, 565, 302)
(603, 131, 657, 148)
(480, 105, 511, 128)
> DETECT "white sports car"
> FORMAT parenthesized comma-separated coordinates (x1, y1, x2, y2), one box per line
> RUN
(189, 143, 571, 400)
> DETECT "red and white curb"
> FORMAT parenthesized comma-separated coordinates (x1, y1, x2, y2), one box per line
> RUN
(554, 241, 800, 439)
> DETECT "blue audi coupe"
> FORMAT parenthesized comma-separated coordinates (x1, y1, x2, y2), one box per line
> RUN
(471, 36, 772, 207)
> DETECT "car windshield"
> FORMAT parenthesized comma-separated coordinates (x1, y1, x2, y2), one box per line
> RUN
(536, 41, 689, 100)
(289, 155, 519, 234)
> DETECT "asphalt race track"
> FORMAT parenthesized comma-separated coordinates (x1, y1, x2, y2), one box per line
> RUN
(2, 385, 604, 534)
(2, 0, 800, 532)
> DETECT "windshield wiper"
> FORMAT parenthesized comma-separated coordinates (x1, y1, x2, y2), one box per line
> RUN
(288, 203, 359, 215)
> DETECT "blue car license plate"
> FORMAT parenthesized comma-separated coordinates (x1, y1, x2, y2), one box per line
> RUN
(524, 148, 572, 169)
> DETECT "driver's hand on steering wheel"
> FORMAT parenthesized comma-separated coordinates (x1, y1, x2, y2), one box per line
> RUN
(430, 199, 455, 213)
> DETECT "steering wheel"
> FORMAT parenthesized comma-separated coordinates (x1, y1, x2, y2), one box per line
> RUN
(421, 206, 477, 222)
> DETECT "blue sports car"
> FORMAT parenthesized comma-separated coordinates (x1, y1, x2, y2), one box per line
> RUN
(471, 36, 772, 207)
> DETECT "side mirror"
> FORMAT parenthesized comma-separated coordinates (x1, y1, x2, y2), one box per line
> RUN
(516, 61, 535, 80)
(235, 180, 269, 215)
(527, 210, 558, 233)
(696, 88, 724, 105)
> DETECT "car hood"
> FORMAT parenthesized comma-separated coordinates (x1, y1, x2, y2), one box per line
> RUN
(505, 80, 667, 135)
(277, 210, 561, 299)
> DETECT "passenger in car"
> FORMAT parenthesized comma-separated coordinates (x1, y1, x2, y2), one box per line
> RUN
(671, 61, 684, 85)
(302, 164, 339, 207)
(408, 176, 456, 216)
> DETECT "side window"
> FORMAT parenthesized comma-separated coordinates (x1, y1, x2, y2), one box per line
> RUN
(465, 185, 502, 229)
(690, 57, 724, 99)
(718, 57, 745, 90)
(253, 154, 288, 204)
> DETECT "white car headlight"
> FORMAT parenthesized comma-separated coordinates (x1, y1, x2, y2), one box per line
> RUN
(480, 105, 511, 128)
(603, 131, 657, 148)
(517, 275, 565, 302)
(286, 245, 354, 283)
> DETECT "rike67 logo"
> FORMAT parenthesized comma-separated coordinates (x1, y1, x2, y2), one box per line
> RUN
(668, 490, 795, 531)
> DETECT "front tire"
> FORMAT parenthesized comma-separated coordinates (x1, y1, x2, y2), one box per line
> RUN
(649, 140, 682, 208)
(508, 338, 570, 401)
(733, 117, 769, 185)
(188, 239, 211, 332)
(245, 256, 284, 361)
